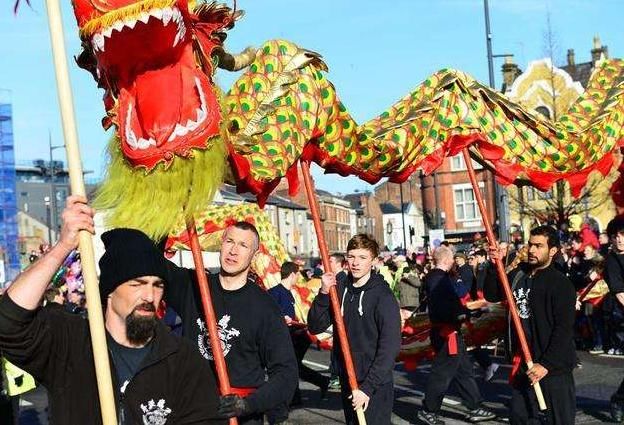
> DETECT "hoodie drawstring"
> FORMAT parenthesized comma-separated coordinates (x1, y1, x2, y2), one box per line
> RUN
(340, 289, 347, 316)
(341, 288, 365, 317)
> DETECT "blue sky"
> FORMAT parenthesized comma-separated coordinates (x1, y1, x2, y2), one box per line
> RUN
(1, 0, 622, 194)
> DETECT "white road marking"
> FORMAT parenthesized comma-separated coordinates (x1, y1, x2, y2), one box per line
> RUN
(302, 360, 461, 406)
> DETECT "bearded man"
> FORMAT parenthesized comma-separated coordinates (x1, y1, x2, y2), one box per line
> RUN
(0, 196, 223, 424)
(485, 225, 576, 424)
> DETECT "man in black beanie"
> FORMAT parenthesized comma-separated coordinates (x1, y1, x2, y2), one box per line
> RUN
(0, 195, 224, 425)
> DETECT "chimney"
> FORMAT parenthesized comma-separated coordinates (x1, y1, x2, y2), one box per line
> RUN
(591, 35, 606, 63)
(501, 56, 520, 92)
(566, 49, 575, 67)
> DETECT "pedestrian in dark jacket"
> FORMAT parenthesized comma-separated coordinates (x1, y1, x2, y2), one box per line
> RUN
(416, 246, 496, 425)
(485, 225, 576, 425)
(0, 196, 223, 425)
(308, 234, 401, 425)
(165, 221, 298, 425)
(268, 261, 329, 406)
(604, 216, 624, 422)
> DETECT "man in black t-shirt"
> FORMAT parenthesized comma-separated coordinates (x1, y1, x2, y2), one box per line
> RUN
(165, 222, 298, 425)
(486, 225, 576, 425)
(605, 216, 624, 422)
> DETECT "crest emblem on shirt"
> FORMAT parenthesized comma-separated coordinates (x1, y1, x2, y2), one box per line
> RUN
(197, 315, 240, 360)
(513, 287, 531, 319)
(140, 398, 171, 425)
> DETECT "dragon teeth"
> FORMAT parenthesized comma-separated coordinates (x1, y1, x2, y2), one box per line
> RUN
(112, 20, 125, 32)
(92, 33, 104, 52)
(139, 12, 150, 24)
(151, 8, 163, 20)
(102, 27, 113, 38)
(124, 19, 137, 30)
(162, 7, 173, 25)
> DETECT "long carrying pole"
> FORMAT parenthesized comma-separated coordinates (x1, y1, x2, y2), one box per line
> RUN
(186, 219, 237, 425)
(462, 149, 547, 410)
(300, 162, 367, 425)
(44, 0, 117, 422)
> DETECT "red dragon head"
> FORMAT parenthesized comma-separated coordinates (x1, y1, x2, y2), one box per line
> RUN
(72, 0, 242, 169)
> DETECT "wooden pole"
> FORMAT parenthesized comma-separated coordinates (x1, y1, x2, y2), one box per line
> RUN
(300, 162, 367, 425)
(186, 219, 237, 425)
(44, 0, 117, 422)
(462, 149, 547, 410)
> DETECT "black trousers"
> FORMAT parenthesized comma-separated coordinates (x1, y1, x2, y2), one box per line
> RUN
(472, 346, 492, 370)
(339, 379, 394, 425)
(292, 330, 329, 390)
(614, 377, 624, 401)
(423, 334, 482, 413)
(510, 372, 575, 425)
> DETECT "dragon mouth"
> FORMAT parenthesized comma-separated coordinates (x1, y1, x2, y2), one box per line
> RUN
(123, 77, 209, 150)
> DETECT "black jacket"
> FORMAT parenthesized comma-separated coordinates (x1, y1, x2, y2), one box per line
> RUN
(484, 263, 576, 375)
(307, 272, 401, 396)
(165, 265, 298, 414)
(424, 268, 469, 326)
(0, 295, 223, 425)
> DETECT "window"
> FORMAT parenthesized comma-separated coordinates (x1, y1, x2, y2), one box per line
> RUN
(526, 187, 536, 201)
(450, 154, 483, 171)
(540, 189, 554, 200)
(453, 184, 483, 221)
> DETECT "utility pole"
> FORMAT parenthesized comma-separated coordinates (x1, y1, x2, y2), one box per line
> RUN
(483, 0, 510, 241)
(48, 132, 65, 243)
(399, 182, 407, 252)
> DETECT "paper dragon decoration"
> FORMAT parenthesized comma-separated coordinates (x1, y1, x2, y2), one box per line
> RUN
(69, 1, 624, 241)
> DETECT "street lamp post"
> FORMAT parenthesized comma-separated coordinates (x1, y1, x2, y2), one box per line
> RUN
(399, 182, 408, 252)
(48, 133, 65, 243)
(44, 196, 52, 244)
(483, 0, 512, 242)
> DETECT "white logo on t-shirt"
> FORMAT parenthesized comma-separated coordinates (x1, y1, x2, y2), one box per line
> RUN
(513, 287, 532, 319)
(197, 315, 240, 360)
(140, 398, 171, 425)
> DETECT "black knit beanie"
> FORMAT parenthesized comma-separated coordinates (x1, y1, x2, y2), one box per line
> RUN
(98, 228, 168, 300)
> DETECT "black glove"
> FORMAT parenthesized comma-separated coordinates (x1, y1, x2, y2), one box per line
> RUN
(218, 394, 250, 418)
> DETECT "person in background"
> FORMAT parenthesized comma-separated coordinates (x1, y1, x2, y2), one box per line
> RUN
(268, 261, 329, 407)
(604, 216, 624, 421)
(417, 246, 496, 425)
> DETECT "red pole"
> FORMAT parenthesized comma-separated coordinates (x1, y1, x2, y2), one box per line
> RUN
(186, 219, 238, 425)
(300, 162, 367, 424)
(461, 148, 546, 410)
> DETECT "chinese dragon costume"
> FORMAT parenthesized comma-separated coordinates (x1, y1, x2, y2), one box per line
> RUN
(69, 0, 624, 241)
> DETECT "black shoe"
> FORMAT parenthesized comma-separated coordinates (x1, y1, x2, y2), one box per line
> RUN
(416, 410, 445, 425)
(611, 394, 624, 423)
(466, 407, 496, 422)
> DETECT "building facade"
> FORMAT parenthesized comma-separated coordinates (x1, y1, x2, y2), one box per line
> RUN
(503, 37, 618, 235)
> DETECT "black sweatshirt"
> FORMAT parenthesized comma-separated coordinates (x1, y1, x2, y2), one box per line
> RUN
(165, 264, 298, 414)
(483, 263, 576, 375)
(307, 272, 401, 396)
(424, 268, 469, 325)
(0, 295, 224, 425)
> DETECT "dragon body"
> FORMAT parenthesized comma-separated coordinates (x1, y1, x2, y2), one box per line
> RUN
(70, 0, 624, 240)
